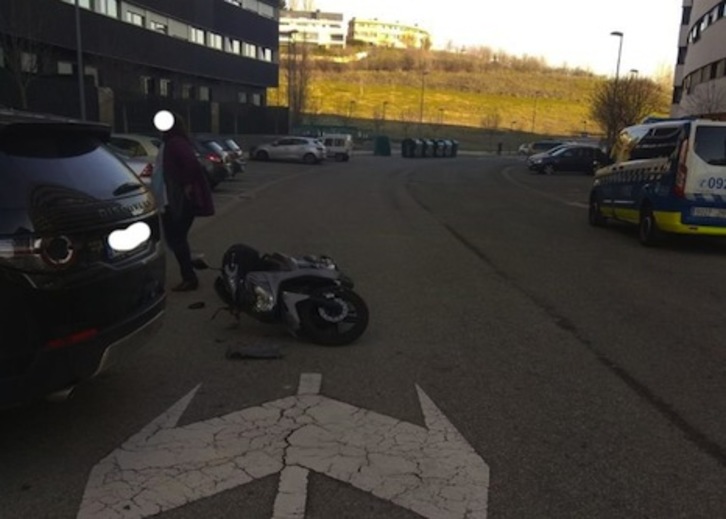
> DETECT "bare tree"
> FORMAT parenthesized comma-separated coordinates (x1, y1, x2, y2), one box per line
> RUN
(480, 109, 501, 130)
(0, 0, 49, 109)
(683, 81, 726, 117)
(285, 34, 312, 128)
(590, 76, 665, 147)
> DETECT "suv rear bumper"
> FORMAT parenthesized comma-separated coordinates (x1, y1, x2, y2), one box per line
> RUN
(0, 294, 165, 408)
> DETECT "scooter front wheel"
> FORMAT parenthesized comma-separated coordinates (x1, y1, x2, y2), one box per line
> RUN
(298, 287, 369, 346)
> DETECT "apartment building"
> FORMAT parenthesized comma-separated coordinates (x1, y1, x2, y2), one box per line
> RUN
(280, 10, 346, 48)
(0, 0, 282, 133)
(672, 0, 726, 118)
(347, 18, 431, 49)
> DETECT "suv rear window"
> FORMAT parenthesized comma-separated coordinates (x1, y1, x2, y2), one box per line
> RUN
(695, 125, 726, 165)
(0, 134, 141, 207)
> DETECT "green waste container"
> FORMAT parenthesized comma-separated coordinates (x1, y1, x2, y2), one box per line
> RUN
(401, 138, 415, 158)
(374, 135, 392, 156)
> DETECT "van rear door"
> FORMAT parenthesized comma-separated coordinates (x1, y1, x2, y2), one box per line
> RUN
(685, 122, 726, 202)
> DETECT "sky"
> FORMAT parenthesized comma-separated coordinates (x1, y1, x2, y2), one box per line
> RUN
(309, 0, 684, 78)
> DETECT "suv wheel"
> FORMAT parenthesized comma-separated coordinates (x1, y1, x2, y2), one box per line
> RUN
(638, 204, 662, 246)
(256, 150, 269, 161)
(303, 153, 317, 164)
(588, 194, 606, 227)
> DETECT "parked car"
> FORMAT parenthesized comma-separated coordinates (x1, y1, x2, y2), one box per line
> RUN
(216, 136, 247, 175)
(107, 143, 154, 184)
(528, 144, 610, 175)
(191, 138, 231, 189)
(0, 110, 166, 407)
(322, 133, 354, 161)
(519, 139, 567, 156)
(251, 137, 326, 164)
(109, 133, 161, 159)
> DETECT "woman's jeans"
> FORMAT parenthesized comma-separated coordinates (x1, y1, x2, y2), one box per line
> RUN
(162, 203, 197, 283)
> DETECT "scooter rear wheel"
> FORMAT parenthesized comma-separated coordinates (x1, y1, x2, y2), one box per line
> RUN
(298, 287, 369, 346)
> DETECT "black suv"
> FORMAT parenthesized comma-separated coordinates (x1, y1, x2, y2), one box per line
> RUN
(0, 111, 166, 407)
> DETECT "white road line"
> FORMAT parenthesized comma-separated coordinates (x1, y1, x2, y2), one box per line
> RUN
(272, 466, 310, 519)
(501, 166, 588, 209)
(297, 373, 322, 395)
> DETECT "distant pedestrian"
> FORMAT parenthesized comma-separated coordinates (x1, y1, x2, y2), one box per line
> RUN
(159, 112, 214, 292)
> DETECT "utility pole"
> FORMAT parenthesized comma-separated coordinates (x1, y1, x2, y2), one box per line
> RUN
(74, 0, 86, 120)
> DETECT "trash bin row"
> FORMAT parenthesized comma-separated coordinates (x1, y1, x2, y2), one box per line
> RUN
(401, 138, 459, 158)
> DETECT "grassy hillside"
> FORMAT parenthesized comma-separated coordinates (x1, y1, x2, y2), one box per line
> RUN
(268, 49, 671, 151)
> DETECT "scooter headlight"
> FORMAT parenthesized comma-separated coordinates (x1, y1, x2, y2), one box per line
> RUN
(252, 283, 275, 313)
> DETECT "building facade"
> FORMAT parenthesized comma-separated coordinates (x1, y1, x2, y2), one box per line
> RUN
(672, 0, 726, 118)
(0, 0, 284, 133)
(280, 10, 346, 48)
(347, 18, 430, 49)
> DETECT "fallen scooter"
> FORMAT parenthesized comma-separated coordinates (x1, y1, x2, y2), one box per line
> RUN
(192, 244, 369, 346)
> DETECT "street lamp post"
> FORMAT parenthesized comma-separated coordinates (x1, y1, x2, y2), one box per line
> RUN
(531, 91, 540, 133)
(284, 30, 298, 132)
(419, 70, 428, 124)
(74, 0, 86, 120)
(610, 31, 624, 81)
(382, 100, 389, 122)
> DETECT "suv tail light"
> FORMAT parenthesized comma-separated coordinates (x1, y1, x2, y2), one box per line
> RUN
(674, 138, 689, 198)
(140, 163, 153, 178)
(46, 328, 99, 350)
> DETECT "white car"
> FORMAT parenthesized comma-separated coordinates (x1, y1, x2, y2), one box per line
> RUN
(252, 137, 326, 164)
(109, 133, 162, 159)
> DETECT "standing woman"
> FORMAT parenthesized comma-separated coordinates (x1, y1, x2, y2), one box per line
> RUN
(160, 112, 215, 291)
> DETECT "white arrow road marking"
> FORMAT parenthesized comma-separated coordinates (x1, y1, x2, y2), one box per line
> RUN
(78, 374, 489, 519)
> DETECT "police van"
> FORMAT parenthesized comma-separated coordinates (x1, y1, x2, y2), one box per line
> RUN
(588, 118, 726, 245)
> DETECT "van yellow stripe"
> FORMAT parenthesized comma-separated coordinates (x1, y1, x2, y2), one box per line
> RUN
(611, 208, 726, 235)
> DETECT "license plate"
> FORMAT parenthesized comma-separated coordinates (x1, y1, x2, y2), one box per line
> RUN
(691, 207, 726, 218)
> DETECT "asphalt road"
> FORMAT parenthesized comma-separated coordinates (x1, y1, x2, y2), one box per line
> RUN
(3, 154, 726, 518)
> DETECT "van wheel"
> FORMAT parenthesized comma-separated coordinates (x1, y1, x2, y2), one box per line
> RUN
(588, 195, 606, 227)
(335, 153, 345, 162)
(638, 205, 662, 246)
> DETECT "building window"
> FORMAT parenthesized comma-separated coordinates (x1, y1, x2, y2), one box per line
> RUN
(677, 46, 687, 65)
(238, 91, 248, 103)
(159, 79, 172, 97)
(20, 52, 37, 73)
(96, 0, 118, 17)
(126, 10, 144, 27)
(190, 27, 205, 45)
(208, 32, 223, 50)
(224, 0, 241, 5)
(150, 21, 168, 34)
(141, 76, 155, 95)
(58, 61, 74, 75)
(198, 86, 210, 101)
(672, 86, 683, 105)
(243, 42, 257, 58)
(251, 93, 262, 106)
(718, 59, 726, 79)
(85, 65, 98, 86)
(226, 38, 241, 54)
(182, 84, 194, 99)
(681, 6, 692, 25)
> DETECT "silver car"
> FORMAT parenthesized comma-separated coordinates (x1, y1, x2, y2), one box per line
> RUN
(252, 137, 326, 164)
